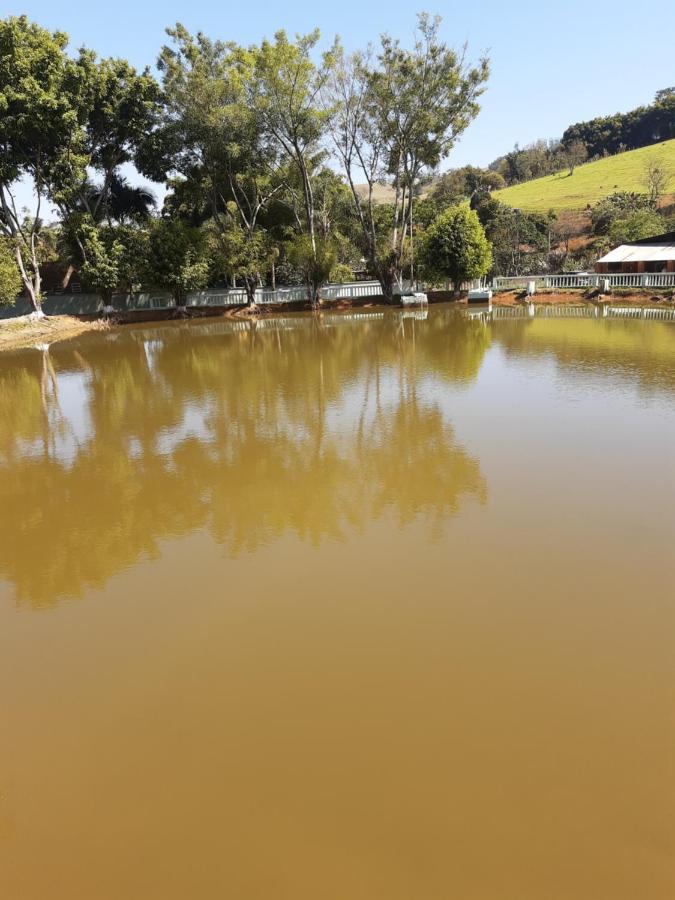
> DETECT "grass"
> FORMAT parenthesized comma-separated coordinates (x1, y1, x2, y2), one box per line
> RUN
(493, 139, 675, 212)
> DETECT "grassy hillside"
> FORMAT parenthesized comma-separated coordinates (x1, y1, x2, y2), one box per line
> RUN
(493, 139, 675, 212)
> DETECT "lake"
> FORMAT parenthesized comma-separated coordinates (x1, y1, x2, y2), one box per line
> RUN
(1, 305, 674, 899)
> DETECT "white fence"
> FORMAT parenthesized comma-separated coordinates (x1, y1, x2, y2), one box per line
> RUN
(486, 304, 675, 322)
(187, 280, 383, 307)
(492, 273, 675, 291)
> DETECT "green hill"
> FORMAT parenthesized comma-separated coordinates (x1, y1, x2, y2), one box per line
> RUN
(493, 139, 675, 212)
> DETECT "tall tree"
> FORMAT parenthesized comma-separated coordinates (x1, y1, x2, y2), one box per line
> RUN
(146, 218, 210, 310)
(326, 14, 489, 302)
(52, 52, 162, 268)
(158, 25, 283, 307)
(249, 30, 334, 306)
(0, 16, 85, 314)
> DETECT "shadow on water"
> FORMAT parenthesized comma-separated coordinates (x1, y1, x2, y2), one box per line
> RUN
(0, 308, 490, 607)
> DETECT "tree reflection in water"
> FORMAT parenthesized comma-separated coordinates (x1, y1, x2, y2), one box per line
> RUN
(0, 309, 489, 606)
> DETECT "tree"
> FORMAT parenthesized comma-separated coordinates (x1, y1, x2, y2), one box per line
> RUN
(0, 16, 84, 314)
(0, 237, 21, 306)
(213, 222, 275, 295)
(326, 14, 489, 302)
(590, 192, 654, 236)
(79, 224, 124, 310)
(431, 166, 505, 205)
(563, 139, 587, 175)
(158, 25, 282, 307)
(655, 87, 675, 104)
(78, 223, 149, 309)
(52, 52, 162, 273)
(420, 205, 492, 291)
(146, 218, 210, 309)
(473, 197, 549, 276)
(286, 234, 338, 302)
(249, 29, 334, 307)
(607, 209, 665, 246)
(643, 160, 671, 205)
(88, 174, 156, 224)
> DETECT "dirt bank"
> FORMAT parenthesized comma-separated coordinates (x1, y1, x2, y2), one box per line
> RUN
(0, 314, 108, 353)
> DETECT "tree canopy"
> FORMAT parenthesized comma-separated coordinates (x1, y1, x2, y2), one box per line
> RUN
(421, 205, 492, 289)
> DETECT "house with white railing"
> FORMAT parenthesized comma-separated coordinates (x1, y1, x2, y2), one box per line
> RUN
(595, 231, 675, 275)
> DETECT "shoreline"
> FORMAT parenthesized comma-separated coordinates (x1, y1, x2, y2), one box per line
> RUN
(1, 289, 673, 353)
(0, 314, 109, 353)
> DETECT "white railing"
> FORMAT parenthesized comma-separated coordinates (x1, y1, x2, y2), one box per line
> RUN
(493, 273, 675, 291)
(484, 303, 675, 322)
(186, 281, 383, 307)
(606, 305, 675, 320)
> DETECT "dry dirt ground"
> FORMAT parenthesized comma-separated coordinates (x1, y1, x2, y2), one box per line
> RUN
(0, 315, 108, 353)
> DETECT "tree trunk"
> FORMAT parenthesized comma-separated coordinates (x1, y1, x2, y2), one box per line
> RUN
(308, 279, 321, 311)
(243, 276, 258, 309)
(374, 263, 397, 305)
(14, 244, 43, 317)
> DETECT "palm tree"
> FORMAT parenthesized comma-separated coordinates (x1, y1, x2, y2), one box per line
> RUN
(89, 174, 157, 224)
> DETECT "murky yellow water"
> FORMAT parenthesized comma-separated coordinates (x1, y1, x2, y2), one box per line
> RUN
(1, 306, 674, 899)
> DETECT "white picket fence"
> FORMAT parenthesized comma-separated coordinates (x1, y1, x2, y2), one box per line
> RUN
(487, 304, 675, 322)
(492, 273, 675, 291)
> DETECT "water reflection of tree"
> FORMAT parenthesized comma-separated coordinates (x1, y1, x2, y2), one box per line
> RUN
(0, 310, 489, 606)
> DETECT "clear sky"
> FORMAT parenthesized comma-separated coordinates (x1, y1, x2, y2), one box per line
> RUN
(6, 0, 675, 200)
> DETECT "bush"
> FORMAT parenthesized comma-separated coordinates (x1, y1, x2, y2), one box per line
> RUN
(420, 206, 492, 289)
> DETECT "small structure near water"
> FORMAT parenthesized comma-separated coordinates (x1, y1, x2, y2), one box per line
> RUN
(596, 231, 675, 274)
(468, 288, 493, 303)
(400, 291, 428, 307)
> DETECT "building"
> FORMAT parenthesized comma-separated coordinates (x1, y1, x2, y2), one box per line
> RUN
(595, 232, 675, 274)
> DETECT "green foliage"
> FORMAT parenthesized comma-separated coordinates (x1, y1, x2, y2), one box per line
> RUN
(328, 263, 353, 284)
(607, 209, 666, 246)
(432, 166, 505, 204)
(490, 139, 569, 187)
(473, 198, 549, 276)
(78, 222, 149, 300)
(286, 234, 338, 300)
(213, 222, 275, 300)
(146, 219, 210, 304)
(0, 16, 82, 189)
(327, 13, 489, 298)
(52, 53, 163, 214)
(421, 206, 492, 288)
(562, 89, 675, 158)
(80, 224, 124, 299)
(0, 239, 21, 306)
(590, 192, 654, 235)
(0, 15, 87, 308)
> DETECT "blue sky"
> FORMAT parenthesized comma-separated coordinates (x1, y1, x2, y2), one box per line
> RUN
(6, 0, 675, 207)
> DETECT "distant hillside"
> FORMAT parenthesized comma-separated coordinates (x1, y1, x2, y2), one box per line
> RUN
(493, 139, 675, 212)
